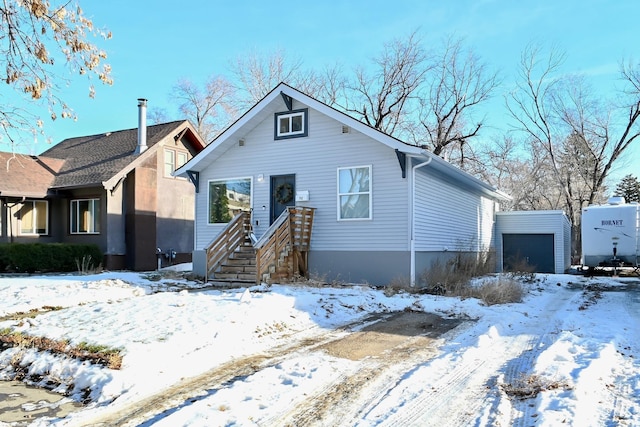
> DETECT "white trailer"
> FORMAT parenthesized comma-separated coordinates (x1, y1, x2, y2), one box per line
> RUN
(581, 197, 640, 268)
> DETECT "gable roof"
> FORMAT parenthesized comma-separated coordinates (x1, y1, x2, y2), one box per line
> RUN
(41, 120, 205, 190)
(0, 152, 65, 198)
(176, 82, 510, 201)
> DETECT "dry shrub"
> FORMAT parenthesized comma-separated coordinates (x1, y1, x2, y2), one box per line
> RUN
(502, 374, 571, 399)
(384, 275, 413, 296)
(420, 251, 495, 296)
(473, 277, 524, 305)
(504, 256, 537, 283)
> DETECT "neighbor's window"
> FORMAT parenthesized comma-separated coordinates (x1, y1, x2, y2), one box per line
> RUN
(208, 178, 252, 223)
(71, 199, 100, 234)
(19, 200, 48, 235)
(338, 166, 372, 220)
(164, 149, 189, 177)
(275, 109, 308, 139)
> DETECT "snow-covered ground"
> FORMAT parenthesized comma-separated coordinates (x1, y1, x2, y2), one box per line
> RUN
(0, 268, 638, 426)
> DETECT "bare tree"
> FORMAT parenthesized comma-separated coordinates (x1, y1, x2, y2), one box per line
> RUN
(230, 48, 323, 109)
(474, 135, 562, 212)
(507, 45, 640, 254)
(170, 75, 236, 143)
(0, 0, 112, 149)
(415, 37, 499, 163)
(147, 107, 170, 126)
(339, 30, 428, 136)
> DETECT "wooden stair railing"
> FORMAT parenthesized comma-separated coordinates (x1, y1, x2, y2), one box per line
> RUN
(205, 210, 251, 281)
(254, 206, 315, 284)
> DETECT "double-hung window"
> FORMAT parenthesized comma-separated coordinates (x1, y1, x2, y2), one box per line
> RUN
(71, 199, 100, 234)
(275, 109, 308, 139)
(337, 166, 372, 220)
(164, 149, 189, 177)
(19, 200, 48, 235)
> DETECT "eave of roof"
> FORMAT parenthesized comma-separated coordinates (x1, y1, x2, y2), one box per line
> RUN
(176, 82, 510, 202)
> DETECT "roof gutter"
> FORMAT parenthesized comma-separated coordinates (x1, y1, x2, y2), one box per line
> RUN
(409, 152, 433, 286)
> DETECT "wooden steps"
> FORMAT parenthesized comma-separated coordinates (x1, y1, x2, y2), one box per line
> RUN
(209, 240, 256, 283)
(205, 207, 315, 285)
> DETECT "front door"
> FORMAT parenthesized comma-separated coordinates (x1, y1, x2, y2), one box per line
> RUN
(270, 174, 295, 224)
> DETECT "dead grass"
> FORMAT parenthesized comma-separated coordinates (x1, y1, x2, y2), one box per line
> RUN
(420, 251, 495, 295)
(418, 253, 524, 305)
(384, 275, 413, 296)
(501, 374, 572, 399)
(473, 277, 524, 305)
(0, 305, 63, 322)
(75, 255, 102, 275)
(504, 257, 537, 283)
(0, 330, 122, 369)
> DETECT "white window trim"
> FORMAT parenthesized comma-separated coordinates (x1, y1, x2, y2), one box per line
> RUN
(337, 165, 372, 221)
(275, 109, 307, 139)
(70, 198, 100, 234)
(19, 200, 49, 235)
(207, 176, 254, 225)
(164, 148, 189, 178)
(164, 148, 176, 177)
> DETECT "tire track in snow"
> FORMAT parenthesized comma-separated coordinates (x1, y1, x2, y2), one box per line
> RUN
(83, 318, 374, 427)
(277, 335, 444, 427)
(491, 287, 577, 427)
(604, 285, 640, 426)
(362, 285, 578, 427)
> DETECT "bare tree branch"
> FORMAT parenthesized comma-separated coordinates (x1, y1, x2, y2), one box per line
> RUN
(339, 30, 428, 135)
(0, 0, 112, 150)
(416, 37, 500, 159)
(170, 75, 236, 143)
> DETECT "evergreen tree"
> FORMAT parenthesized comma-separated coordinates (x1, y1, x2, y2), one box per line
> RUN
(614, 174, 640, 203)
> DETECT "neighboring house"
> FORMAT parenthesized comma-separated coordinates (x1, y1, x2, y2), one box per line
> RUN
(0, 100, 206, 271)
(176, 83, 511, 286)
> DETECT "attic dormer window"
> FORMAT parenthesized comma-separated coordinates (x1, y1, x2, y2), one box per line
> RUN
(275, 109, 308, 140)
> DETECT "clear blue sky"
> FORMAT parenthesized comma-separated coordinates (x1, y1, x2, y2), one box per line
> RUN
(9, 0, 640, 183)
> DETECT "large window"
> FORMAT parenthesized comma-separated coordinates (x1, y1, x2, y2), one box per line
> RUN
(274, 109, 308, 139)
(71, 199, 100, 234)
(208, 178, 252, 224)
(19, 200, 48, 235)
(338, 166, 372, 220)
(164, 149, 189, 177)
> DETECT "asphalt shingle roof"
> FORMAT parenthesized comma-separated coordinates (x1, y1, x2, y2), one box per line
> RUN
(40, 121, 185, 188)
(0, 152, 65, 198)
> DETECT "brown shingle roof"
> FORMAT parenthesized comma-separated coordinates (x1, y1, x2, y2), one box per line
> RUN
(0, 152, 65, 198)
(40, 121, 185, 188)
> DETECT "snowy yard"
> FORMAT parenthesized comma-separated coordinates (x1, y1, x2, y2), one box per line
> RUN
(0, 269, 639, 426)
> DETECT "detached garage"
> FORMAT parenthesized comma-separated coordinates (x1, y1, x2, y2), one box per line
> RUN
(495, 210, 571, 274)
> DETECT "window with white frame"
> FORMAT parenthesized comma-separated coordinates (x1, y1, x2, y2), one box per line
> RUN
(337, 166, 371, 220)
(164, 149, 189, 177)
(275, 109, 308, 139)
(208, 178, 252, 224)
(19, 200, 48, 235)
(70, 199, 100, 234)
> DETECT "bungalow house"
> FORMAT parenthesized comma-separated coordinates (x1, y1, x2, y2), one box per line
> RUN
(0, 99, 206, 271)
(176, 83, 511, 286)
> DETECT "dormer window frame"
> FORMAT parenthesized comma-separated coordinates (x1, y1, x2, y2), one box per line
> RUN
(274, 108, 308, 140)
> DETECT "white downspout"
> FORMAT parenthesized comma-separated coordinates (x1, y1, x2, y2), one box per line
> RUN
(410, 156, 432, 286)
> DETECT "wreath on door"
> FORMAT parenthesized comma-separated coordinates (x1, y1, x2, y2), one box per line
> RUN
(275, 182, 294, 204)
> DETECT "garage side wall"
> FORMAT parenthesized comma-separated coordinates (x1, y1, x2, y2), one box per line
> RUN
(495, 210, 571, 274)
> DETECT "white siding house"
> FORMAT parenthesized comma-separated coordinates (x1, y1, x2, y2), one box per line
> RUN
(176, 83, 510, 285)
